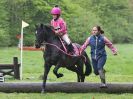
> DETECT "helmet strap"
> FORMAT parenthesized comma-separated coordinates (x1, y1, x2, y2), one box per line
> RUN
(54, 14, 60, 21)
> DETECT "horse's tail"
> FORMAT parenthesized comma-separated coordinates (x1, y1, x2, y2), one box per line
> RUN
(83, 51, 92, 76)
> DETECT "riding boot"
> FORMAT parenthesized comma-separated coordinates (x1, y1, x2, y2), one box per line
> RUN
(98, 69, 107, 88)
(68, 43, 75, 55)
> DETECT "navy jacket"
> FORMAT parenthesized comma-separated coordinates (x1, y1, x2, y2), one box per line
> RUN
(89, 35, 106, 59)
(81, 34, 117, 60)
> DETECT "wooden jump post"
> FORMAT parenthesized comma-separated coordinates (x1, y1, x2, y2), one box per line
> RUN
(0, 82, 132, 93)
(0, 57, 20, 79)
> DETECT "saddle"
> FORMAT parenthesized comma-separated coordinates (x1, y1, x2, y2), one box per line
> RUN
(59, 37, 80, 56)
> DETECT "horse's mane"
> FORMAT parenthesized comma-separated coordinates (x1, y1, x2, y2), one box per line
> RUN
(39, 24, 61, 43)
(40, 24, 54, 32)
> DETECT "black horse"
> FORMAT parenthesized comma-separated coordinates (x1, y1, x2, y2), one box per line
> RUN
(35, 24, 92, 93)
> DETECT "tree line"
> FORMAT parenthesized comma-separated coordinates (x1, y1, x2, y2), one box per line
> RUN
(0, 0, 133, 47)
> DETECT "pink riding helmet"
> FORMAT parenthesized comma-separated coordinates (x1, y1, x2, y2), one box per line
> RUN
(51, 6, 61, 15)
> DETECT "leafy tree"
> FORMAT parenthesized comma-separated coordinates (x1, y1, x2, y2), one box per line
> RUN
(0, 0, 133, 46)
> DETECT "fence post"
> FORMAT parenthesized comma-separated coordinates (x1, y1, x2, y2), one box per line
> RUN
(13, 57, 20, 79)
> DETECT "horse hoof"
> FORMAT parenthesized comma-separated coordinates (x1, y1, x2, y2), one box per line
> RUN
(57, 73, 64, 78)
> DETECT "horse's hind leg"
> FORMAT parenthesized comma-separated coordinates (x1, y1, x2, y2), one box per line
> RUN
(66, 66, 81, 82)
(53, 65, 64, 78)
(42, 63, 52, 93)
(77, 61, 85, 82)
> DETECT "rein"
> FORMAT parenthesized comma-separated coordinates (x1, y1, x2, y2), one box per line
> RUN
(42, 42, 86, 61)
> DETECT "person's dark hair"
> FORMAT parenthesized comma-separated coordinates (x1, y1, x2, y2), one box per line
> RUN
(95, 25, 104, 34)
(55, 5, 59, 7)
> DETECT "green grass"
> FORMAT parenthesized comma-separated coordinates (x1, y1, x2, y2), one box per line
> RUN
(0, 93, 133, 99)
(0, 44, 133, 98)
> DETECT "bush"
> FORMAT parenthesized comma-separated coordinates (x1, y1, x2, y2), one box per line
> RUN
(0, 29, 11, 47)
(23, 34, 35, 46)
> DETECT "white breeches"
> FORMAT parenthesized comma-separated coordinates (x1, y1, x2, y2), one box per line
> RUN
(61, 34, 71, 45)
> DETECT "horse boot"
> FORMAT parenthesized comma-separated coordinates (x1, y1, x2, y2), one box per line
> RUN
(98, 69, 107, 88)
(68, 43, 75, 55)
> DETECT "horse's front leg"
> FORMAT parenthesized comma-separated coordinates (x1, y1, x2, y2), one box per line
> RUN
(42, 63, 52, 93)
(53, 64, 64, 78)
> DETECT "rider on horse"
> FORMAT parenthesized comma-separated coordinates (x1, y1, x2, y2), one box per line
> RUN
(50, 5, 75, 54)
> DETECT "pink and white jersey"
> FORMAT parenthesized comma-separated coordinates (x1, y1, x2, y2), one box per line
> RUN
(51, 18, 67, 35)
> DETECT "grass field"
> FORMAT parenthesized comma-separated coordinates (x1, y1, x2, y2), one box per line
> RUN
(0, 44, 133, 99)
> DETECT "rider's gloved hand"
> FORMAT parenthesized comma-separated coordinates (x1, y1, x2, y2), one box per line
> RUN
(54, 30, 63, 36)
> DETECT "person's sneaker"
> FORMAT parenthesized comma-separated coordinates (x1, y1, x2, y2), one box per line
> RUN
(100, 83, 107, 88)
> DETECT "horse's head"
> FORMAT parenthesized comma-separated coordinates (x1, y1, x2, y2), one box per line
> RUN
(35, 24, 45, 48)
(35, 24, 54, 48)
